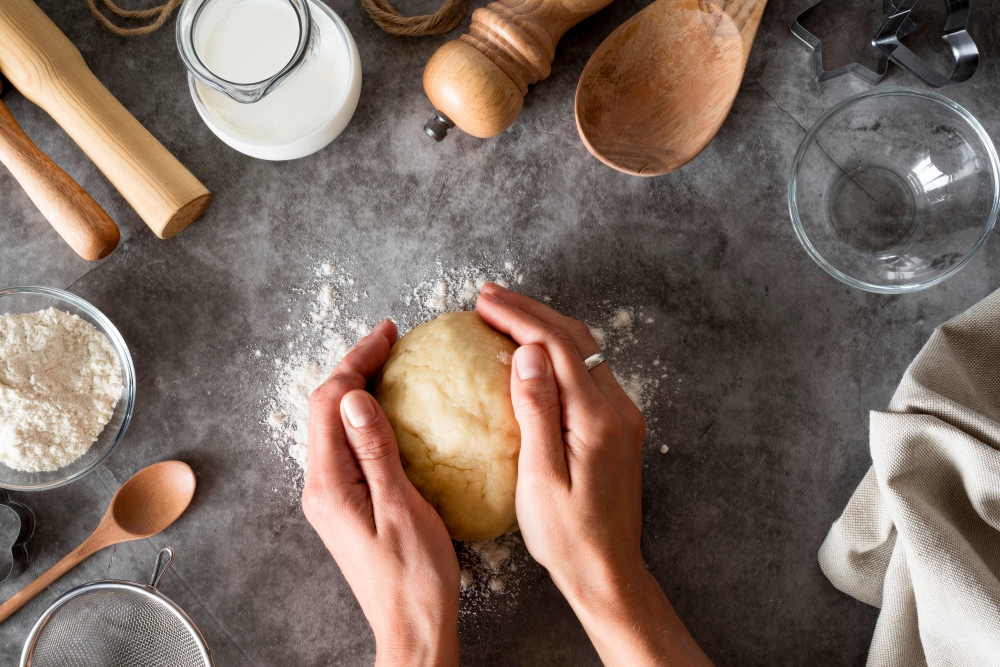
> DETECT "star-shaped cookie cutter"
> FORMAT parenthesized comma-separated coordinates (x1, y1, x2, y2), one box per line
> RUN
(874, 0, 979, 87)
(0, 489, 34, 582)
(792, 0, 916, 84)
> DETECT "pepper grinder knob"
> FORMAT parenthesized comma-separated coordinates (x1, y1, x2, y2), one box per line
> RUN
(423, 111, 455, 142)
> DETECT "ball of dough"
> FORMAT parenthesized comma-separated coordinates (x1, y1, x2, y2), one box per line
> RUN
(374, 311, 520, 541)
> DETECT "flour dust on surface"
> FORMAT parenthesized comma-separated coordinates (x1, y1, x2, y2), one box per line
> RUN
(261, 256, 675, 597)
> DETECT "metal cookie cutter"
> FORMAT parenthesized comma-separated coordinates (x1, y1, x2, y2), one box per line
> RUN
(792, 0, 916, 84)
(874, 0, 979, 87)
(0, 489, 34, 583)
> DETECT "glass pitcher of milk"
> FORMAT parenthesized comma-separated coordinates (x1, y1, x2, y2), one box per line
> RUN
(177, 0, 361, 160)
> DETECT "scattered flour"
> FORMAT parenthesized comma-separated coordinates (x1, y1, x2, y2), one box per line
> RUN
(262, 257, 677, 597)
(459, 534, 522, 599)
(617, 372, 651, 412)
(266, 260, 526, 473)
(265, 259, 673, 475)
(610, 308, 633, 330)
(0, 308, 123, 472)
(269, 334, 349, 470)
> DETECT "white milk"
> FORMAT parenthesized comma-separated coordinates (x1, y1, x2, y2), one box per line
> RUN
(190, 0, 361, 159)
(200, 0, 299, 84)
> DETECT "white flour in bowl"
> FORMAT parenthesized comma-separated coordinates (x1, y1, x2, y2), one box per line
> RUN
(0, 308, 123, 472)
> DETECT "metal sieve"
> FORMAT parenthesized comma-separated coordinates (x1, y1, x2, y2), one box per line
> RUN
(21, 546, 213, 667)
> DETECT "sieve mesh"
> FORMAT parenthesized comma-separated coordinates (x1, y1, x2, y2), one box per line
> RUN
(26, 587, 210, 667)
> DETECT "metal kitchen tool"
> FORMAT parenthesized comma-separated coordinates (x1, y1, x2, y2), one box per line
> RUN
(792, 0, 915, 84)
(792, 0, 976, 86)
(21, 546, 214, 667)
(874, 0, 979, 87)
(0, 490, 33, 583)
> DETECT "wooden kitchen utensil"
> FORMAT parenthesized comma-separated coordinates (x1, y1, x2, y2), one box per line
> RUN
(0, 0, 211, 239)
(0, 82, 119, 260)
(575, 0, 768, 176)
(422, 0, 618, 140)
(0, 461, 196, 623)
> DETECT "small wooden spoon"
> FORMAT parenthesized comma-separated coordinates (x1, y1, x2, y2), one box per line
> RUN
(0, 461, 196, 623)
(0, 81, 119, 260)
(575, 0, 768, 176)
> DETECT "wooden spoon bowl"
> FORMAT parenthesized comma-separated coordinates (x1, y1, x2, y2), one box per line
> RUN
(0, 461, 196, 623)
(110, 460, 196, 537)
(575, 0, 768, 176)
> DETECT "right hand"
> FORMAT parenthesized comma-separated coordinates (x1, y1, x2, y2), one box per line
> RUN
(477, 283, 712, 667)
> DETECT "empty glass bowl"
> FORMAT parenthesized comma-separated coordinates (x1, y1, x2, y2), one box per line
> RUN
(0, 287, 135, 490)
(789, 88, 1000, 293)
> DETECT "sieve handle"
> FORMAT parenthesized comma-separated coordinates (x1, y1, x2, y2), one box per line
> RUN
(148, 546, 175, 588)
(0, 533, 106, 623)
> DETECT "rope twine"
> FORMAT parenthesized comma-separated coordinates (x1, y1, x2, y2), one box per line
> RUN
(87, 0, 466, 38)
(86, 0, 182, 35)
(360, 0, 469, 35)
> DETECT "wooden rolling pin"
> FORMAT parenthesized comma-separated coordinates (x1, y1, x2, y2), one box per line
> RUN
(0, 0, 211, 239)
(422, 0, 617, 140)
(0, 84, 119, 260)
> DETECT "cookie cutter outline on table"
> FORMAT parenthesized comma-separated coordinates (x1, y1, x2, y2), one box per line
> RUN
(791, 0, 916, 84)
(0, 489, 34, 583)
(873, 0, 979, 87)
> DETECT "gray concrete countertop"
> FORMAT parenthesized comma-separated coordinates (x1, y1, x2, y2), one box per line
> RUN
(1, 1, 998, 664)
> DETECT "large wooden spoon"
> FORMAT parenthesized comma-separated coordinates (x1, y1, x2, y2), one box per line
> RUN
(0, 461, 196, 622)
(0, 82, 120, 260)
(575, 0, 768, 176)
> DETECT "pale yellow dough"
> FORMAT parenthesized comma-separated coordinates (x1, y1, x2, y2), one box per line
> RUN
(374, 311, 520, 541)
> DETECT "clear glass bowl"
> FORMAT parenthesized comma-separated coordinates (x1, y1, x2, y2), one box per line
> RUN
(789, 88, 1000, 293)
(0, 287, 135, 490)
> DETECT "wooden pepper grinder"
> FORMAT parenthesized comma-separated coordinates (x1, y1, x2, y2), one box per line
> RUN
(422, 0, 616, 140)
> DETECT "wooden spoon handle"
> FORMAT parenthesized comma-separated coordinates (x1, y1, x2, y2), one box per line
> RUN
(0, 534, 107, 623)
(0, 98, 119, 261)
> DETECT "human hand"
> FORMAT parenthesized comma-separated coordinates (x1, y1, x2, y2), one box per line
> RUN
(302, 319, 460, 667)
(477, 284, 712, 667)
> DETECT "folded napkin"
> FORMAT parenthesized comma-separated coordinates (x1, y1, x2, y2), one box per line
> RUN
(819, 289, 1000, 667)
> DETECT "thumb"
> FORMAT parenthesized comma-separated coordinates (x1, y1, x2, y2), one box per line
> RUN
(340, 390, 408, 504)
(511, 345, 568, 485)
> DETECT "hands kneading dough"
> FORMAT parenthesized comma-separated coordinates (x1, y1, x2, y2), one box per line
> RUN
(374, 311, 520, 542)
(304, 287, 712, 667)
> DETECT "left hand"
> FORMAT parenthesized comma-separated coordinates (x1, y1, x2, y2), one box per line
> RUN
(302, 319, 460, 667)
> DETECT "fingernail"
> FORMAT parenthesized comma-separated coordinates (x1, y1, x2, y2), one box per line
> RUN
(515, 345, 546, 379)
(481, 292, 505, 304)
(343, 391, 377, 428)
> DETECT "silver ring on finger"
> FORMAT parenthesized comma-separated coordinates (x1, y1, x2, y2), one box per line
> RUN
(584, 351, 608, 371)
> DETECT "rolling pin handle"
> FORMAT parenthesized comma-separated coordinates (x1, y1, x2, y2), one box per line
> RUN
(423, 111, 455, 142)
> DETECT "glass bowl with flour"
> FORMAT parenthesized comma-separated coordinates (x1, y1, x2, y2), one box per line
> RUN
(0, 287, 135, 490)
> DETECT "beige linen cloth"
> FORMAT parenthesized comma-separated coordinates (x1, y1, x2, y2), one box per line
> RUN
(819, 289, 1000, 667)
